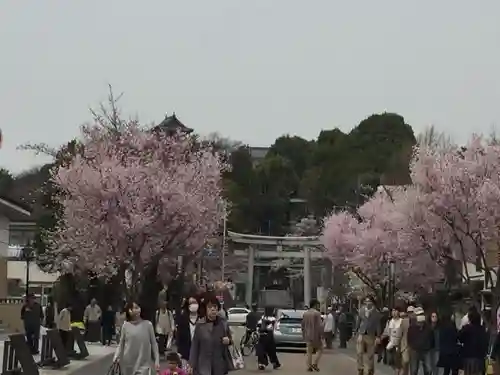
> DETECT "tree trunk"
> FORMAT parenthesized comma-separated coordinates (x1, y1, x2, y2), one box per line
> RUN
(138, 261, 163, 324)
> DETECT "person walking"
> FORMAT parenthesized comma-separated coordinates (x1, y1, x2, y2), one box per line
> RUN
(44, 296, 56, 329)
(323, 306, 335, 349)
(338, 306, 349, 348)
(355, 296, 382, 375)
(437, 312, 459, 375)
(378, 307, 391, 364)
(302, 299, 324, 372)
(57, 303, 72, 351)
(176, 295, 201, 363)
(84, 298, 102, 342)
(398, 307, 411, 375)
(101, 305, 115, 346)
(458, 309, 488, 375)
(382, 306, 404, 375)
(156, 300, 175, 357)
(113, 301, 160, 375)
(189, 294, 233, 375)
(256, 307, 280, 370)
(407, 307, 432, 375)
(21, 293, 44, 354)
(426, 312, 439, 375)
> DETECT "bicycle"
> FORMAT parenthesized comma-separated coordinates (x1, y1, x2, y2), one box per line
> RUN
(240, 329, 259, 356)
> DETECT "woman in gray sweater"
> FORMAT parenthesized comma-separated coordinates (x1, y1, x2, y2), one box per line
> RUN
(189, 294, 232, 375)
(113, 301, 160, 375)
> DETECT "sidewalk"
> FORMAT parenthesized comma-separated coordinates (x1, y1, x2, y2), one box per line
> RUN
(338, 344, 392, 375)
(0, 329, 116, 375)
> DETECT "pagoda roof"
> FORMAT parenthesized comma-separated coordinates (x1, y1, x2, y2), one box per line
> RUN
(153, 112, 193, 134)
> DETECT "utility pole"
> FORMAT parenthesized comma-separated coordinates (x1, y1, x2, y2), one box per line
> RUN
(221, 203, 227, 281)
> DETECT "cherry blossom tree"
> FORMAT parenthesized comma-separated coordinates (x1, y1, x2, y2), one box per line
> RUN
(322, 188, 442, 304)
(46, 116, 226, 299)
(408, 136, 500, 290)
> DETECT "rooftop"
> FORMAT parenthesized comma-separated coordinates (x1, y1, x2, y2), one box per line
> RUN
(153, 113, 193, 134)
(0, 196, 31, 222)
(249, 146, 269, 160)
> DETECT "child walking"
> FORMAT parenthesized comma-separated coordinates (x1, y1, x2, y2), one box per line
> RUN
(162, 352, 187, 375)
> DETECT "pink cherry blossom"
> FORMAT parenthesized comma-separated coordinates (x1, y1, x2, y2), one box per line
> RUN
(410, 136, 500, 287)
(322, 188, 442, 298)
(46, 121, 226, 292)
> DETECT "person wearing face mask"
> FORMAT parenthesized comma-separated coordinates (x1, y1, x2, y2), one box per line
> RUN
(176, 295, 201, 363)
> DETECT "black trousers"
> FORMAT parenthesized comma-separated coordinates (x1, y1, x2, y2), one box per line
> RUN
(256, 333, 280, 367)
(85, 321, 101, 342)
(339, 326, 348, 348)
(102, 325, 114, 345)
(59, 330, 70, 351)
(158, 334, 167, 355)
(25, 325, 40, 354)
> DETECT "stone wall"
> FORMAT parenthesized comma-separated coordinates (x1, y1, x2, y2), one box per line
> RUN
(0, 298, 23, 333)
(0, 257, 7, 298)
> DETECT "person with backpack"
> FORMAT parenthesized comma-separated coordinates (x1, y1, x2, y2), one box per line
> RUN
(156, 300, 175, 357)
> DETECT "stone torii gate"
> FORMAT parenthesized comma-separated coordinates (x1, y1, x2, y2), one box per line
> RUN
(227, 231, 324, 306)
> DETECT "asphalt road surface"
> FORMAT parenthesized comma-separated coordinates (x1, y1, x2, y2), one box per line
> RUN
(95, 325, 391, 374)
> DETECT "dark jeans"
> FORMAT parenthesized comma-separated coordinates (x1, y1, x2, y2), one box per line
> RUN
(25, 325, 40, 354)
(339, 326, 348, 348)
(101, 326, 113, 346)
(256, 333, 280, 367)
(158, 334, 167, 355)
(59, 330, 70, 351)
(324, 331, 334, 349)
(442, 368, 459, 375)
(410, 350, 430, 375)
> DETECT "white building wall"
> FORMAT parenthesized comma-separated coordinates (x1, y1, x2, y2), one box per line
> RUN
(7, 261, 59, 284)
(463, 261, 497, 290)
(0, 216, 10, 257)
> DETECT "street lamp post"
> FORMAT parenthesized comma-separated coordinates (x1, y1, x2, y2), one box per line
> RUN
(221, 202, 228, 281)
(21, 243, 35, 297)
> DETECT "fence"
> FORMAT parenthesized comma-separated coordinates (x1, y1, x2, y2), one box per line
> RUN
(1, 340, 20, 375)
(39, 334, 54, 366)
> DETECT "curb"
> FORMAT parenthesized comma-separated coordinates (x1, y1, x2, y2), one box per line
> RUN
(67, 352, 114, 375)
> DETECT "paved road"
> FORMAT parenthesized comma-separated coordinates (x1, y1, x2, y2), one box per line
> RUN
(94, 325, 391, 374)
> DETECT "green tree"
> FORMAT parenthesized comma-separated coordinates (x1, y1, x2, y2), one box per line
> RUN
(34, 140, 83, 271)
(267, 135, 314, 180)
(0, 168, 13, 196)
(253, 155, 299, 235)
(223, 146, 260, 233)
(301, 113, 416, 216)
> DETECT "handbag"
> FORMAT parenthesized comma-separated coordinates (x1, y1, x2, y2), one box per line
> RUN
(228, 344, 245, 370)
(166, 333, 173, 350)
(107, 362, 122, 375)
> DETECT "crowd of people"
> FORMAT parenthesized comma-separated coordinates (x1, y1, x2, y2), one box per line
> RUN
(351, 296, 494, 375)
(22, 289, 500, 375)
(112, 292, 237, 375)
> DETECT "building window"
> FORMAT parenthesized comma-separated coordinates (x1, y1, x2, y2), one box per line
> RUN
(9, 230, 34, 247)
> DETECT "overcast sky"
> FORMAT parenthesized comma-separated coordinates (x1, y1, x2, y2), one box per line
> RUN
(1, 1, 499, 173)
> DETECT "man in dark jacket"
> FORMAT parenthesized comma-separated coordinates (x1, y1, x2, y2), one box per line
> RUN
(44, 296, 55, 328)
(243, 303, 259, 345)
(407, 307, 432, 375)
(21, 293, 44, 354)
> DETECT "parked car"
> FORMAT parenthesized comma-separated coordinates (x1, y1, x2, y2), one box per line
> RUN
(227, 307, 250, 325)
(273, 309, 307, 350)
